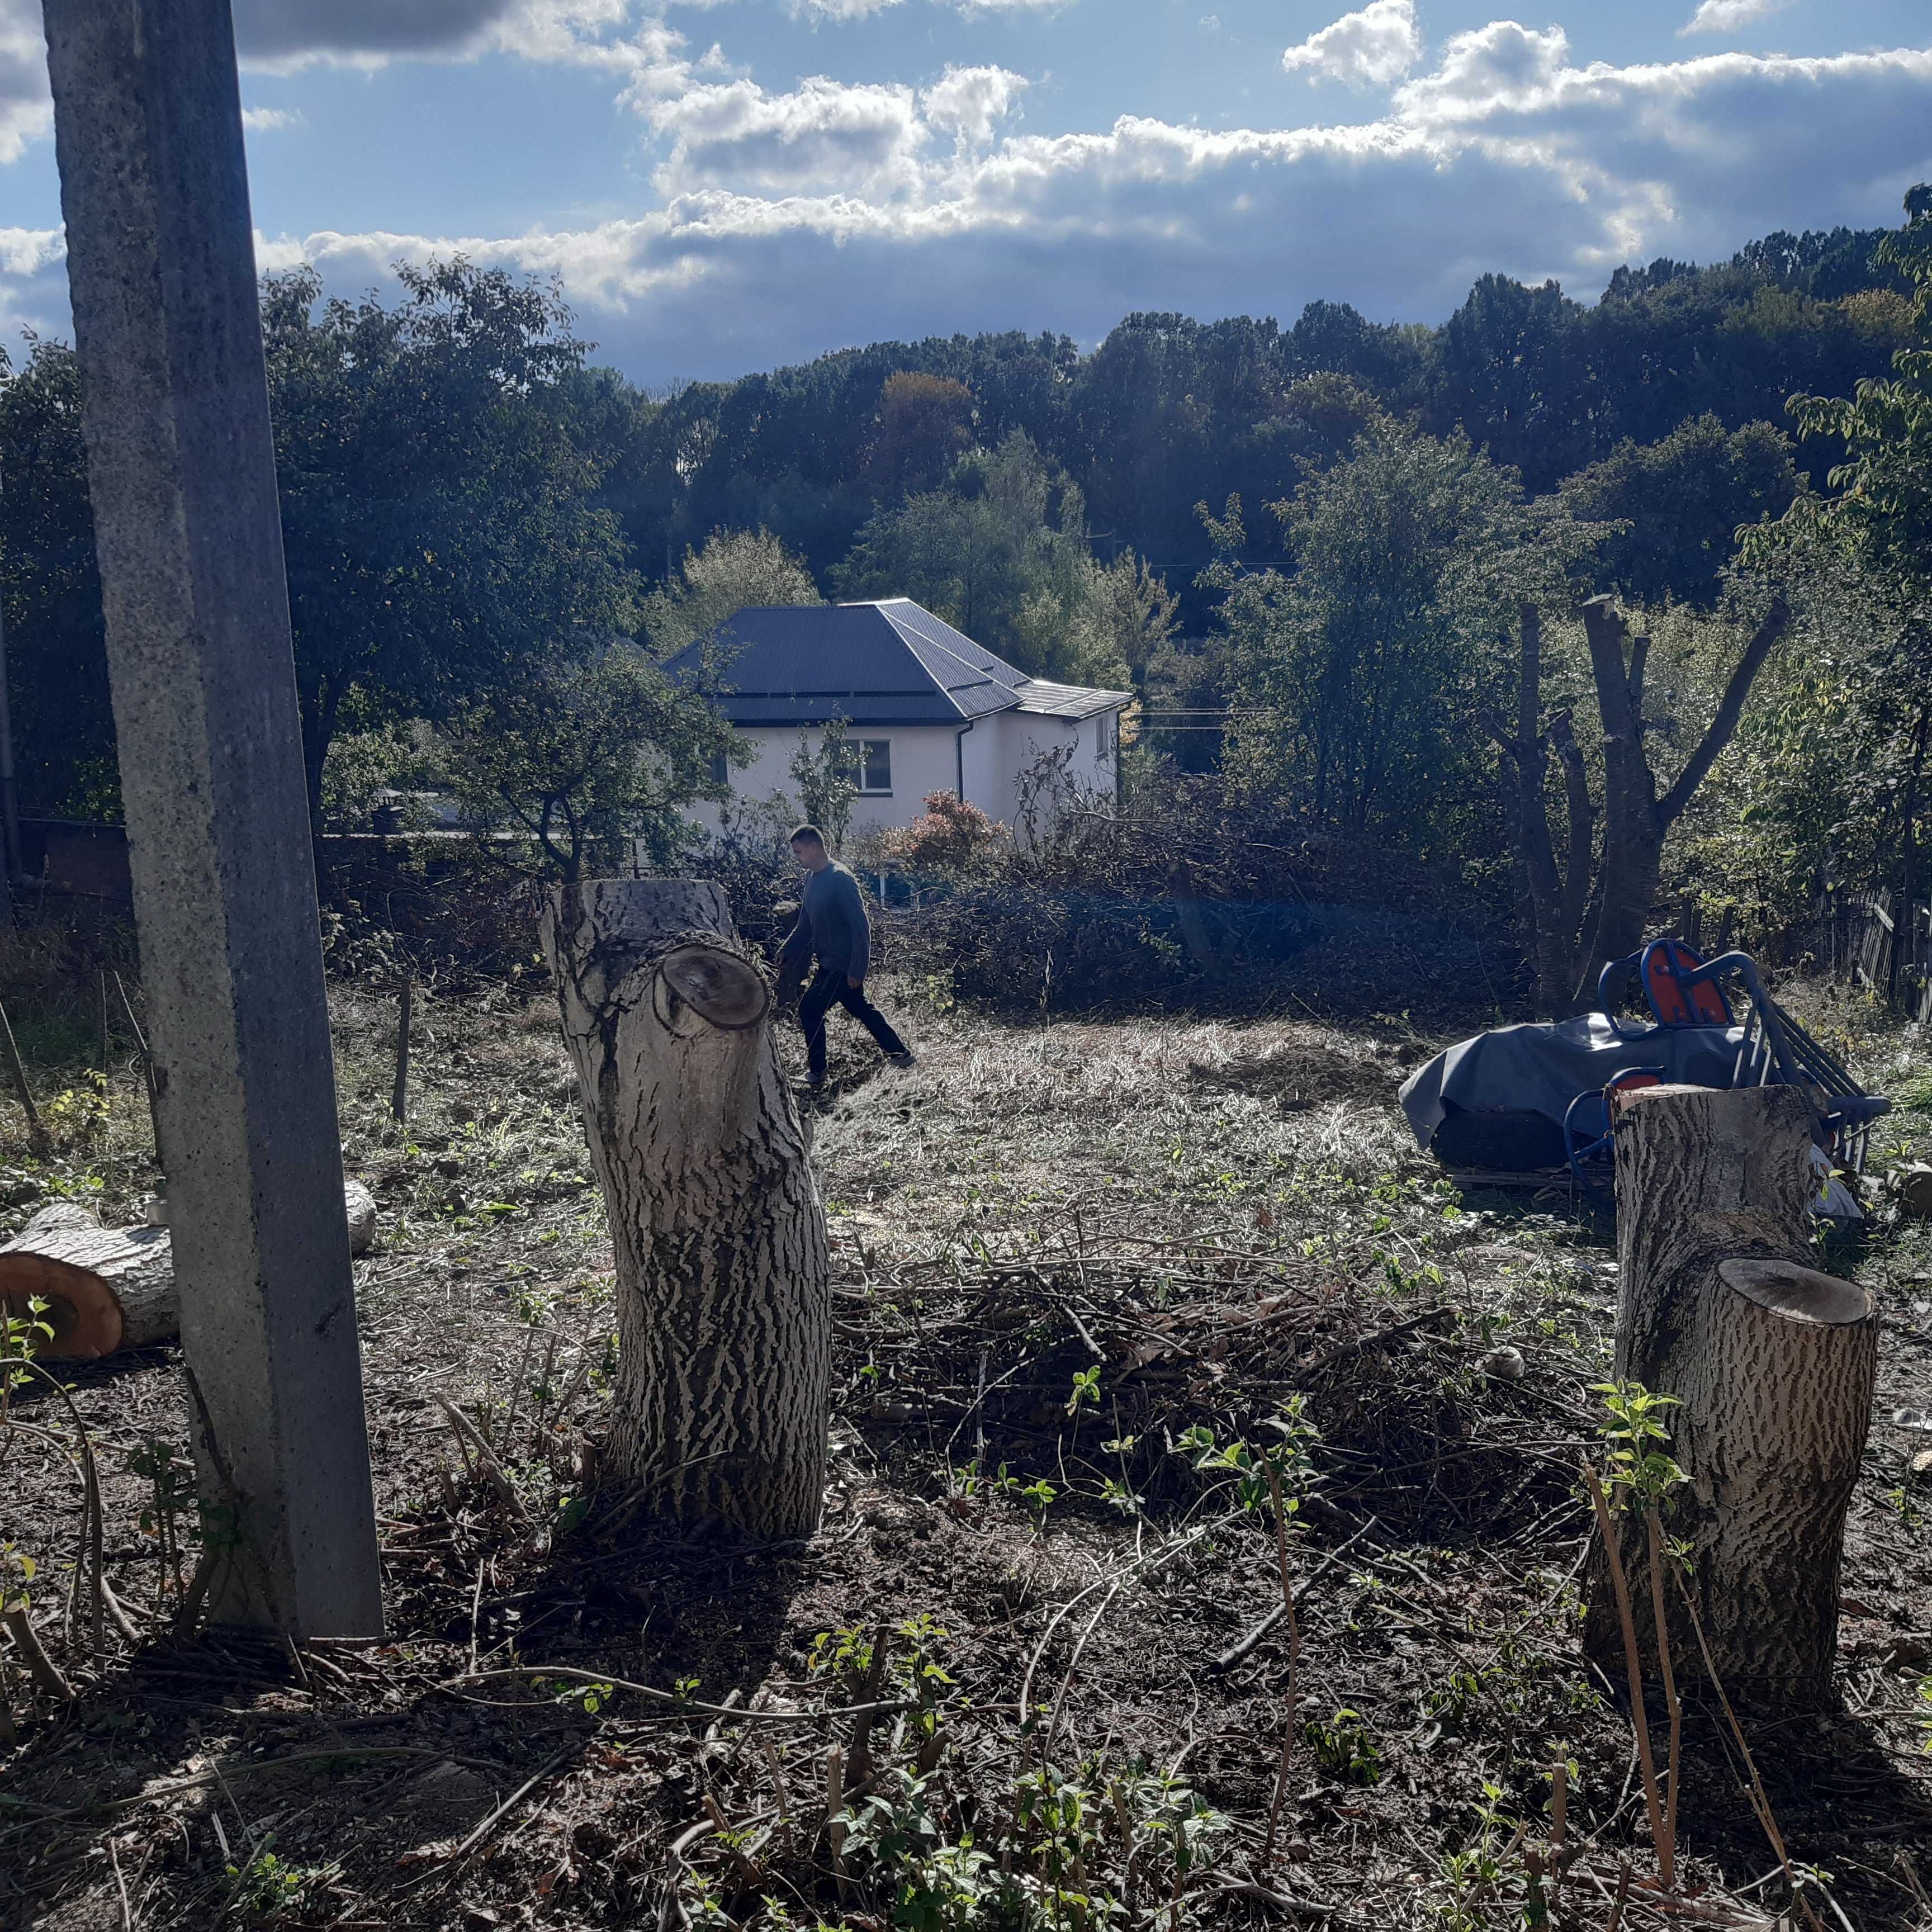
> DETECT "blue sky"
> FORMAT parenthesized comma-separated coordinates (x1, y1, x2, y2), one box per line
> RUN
(2, 0, 1929, 382)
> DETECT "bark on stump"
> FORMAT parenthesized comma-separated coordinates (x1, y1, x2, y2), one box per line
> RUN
(0, 1182, 377, 1360)
(1584, 1084, 1877, 1705)
(542, 879, 831, 1540)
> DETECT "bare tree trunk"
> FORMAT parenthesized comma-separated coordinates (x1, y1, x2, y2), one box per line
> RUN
(1575, 598, 1661, 995)
(543, 878, 831, 1540)
(1584, 1085, 1876, 1705)
(1491, 607, 1595, 1014)
(1571, 596, 1788, 1006)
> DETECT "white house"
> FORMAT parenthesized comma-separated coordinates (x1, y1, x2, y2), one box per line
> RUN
(665, 598, 1131, 840)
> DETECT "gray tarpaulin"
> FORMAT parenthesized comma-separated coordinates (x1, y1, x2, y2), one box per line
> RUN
(1398, 1012, 1744, 1151)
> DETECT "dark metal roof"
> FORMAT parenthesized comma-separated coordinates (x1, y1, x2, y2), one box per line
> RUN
(664, 599, 1032, 727)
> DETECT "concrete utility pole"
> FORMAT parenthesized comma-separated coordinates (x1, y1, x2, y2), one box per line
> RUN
(42, 0, 382, 1634)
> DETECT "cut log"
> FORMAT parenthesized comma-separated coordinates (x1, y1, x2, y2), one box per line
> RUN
(0, 1180, 378, 1361)
(0, 1203, 173, 1358)
(343, 1178, 378, 1257)
(1584, 1083, 1878, 1704)
(543, 878, 831, 1540)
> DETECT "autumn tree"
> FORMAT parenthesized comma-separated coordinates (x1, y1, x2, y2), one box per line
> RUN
(640, 525, 822, 660)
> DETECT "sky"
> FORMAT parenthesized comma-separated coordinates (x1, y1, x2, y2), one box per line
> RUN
(1, 0, 1929, 384)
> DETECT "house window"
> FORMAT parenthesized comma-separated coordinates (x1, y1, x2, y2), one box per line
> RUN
(1095, 711, 1119, 764)
(708, 751, 731, 787)
(851, 740, 892, 794)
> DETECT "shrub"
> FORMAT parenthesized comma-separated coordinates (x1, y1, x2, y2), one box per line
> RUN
(880, 792, 1007, 876)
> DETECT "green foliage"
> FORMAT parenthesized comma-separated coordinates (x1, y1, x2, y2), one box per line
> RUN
(1175, 1401, 1320, 1517)
(1305, 1707, 1381, 1786)
(787, 718, 859, 853)
(1218, 417, 1601, 858)
(1558, 414, 1801, 609)
(1788, 185, 1932, 604)
(640, 524, 823, 660)
(224, 1838, 339, 1920)
(127, 1438, 195, 1609)
(1433, 1780, 1521, 1932)
(1592, 1379, 1686, 1513)
(1, 1542, 36, 1618)
(0, 336, 116, 816)
(437, 637, 737, 879)
(835, 433, 1163, 686)
(261, 259, 641, 810)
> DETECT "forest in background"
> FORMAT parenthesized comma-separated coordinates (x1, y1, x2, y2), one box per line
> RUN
(2, 200, 1929, 1003)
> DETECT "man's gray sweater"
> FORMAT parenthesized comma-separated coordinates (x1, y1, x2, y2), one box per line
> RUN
(780, 863, 871, 979)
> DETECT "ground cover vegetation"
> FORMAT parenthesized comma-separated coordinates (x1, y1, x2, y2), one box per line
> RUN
(1, 927, 1930, 1930)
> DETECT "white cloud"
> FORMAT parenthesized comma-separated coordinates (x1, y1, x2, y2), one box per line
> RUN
(1681, 0, 1797, 35)
(0, 0, 50, 165)
(920, 64, 1027, 148)
(242, 106, 302, 130)
(1281, 0, 1420, 90)
(792, 0, 903, 20)
(5, 13, 1931, 392)
(647, 73, 928, 197)
(1393, 18, 1567, 120)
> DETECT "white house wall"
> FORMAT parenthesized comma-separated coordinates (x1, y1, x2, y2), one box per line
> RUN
(685, 724, 964, 839)
(684, 709, 1124, 844)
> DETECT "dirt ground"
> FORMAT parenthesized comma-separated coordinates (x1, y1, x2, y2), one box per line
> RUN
(2, 964, 1930, 1931)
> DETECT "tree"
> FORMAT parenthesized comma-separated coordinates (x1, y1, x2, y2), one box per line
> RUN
(438, 638, 737, 880)
(835, 432, 1159, 686)
(1429, 274, 1598, 490)
(0, 337, 116, 816)
(1558, 415, 1801, 610)
(1219, 419, 1589, 858)
(787, 718, 857, 853)
(865, 371, 976, 500)
(1500, 592, 1789, 1011)
(1787, 185, 1932, 601)
(263, 259, 637, 818)
(640, 525, 822, 660)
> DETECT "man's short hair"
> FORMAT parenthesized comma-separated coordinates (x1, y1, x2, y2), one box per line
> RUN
(789, 824, 826, 848)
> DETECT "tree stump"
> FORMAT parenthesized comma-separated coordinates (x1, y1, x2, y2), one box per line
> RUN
(543, 879, 831, 1540)
(1584, 1084, 1877, 1704)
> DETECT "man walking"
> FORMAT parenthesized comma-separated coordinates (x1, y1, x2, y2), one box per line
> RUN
(778, 825, 915, 1091)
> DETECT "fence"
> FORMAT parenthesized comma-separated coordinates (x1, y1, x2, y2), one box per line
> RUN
(1832, 889, 1932, 1022)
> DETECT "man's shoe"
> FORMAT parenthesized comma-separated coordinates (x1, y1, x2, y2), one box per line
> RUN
(888, 1050, 917, 1068)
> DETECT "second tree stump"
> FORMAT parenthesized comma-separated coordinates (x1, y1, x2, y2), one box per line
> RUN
(1585, 1083, 1876, 1704)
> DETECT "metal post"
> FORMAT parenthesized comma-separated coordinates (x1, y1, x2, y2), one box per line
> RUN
(42, 0, 381, 1635)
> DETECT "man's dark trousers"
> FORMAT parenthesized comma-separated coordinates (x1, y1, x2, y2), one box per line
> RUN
(799, 969, 907, 1082)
